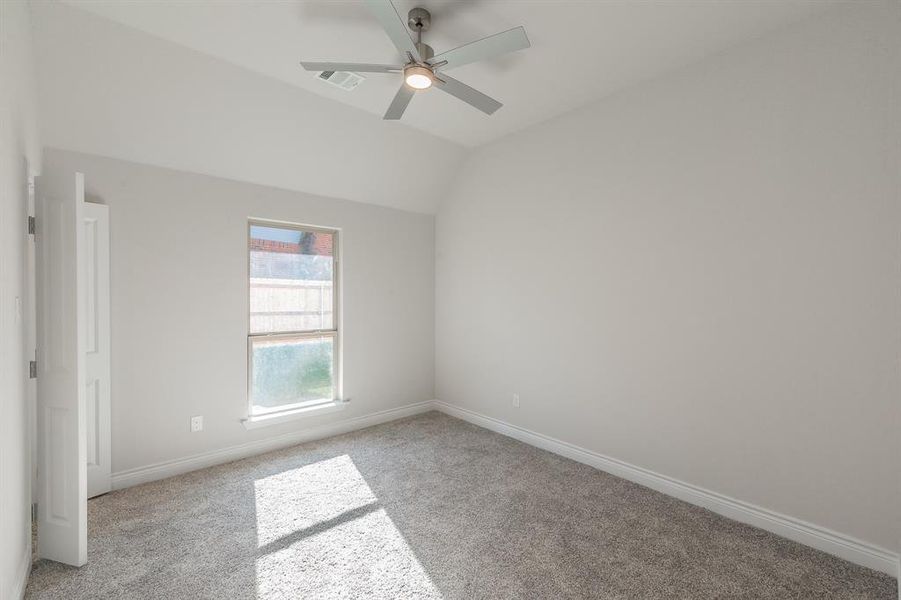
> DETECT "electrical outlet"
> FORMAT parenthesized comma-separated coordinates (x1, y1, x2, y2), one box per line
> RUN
(190, 416, 203, 432)
(512, 393, 520, 408)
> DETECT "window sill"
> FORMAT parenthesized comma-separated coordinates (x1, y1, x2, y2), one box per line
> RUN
(242, 400, 348, 430)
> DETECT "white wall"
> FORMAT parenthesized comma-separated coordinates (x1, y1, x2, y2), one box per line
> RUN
(0, 2, 41, 598)
(31, 1, 465, 215)
(436, 2, 900, 555)
(42, 148, 435, 476)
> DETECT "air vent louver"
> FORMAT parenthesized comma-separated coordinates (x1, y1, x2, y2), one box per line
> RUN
(315, 70, 364, 91)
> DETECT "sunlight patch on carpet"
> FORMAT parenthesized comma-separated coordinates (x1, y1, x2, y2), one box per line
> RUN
(253, 454, 441, 598)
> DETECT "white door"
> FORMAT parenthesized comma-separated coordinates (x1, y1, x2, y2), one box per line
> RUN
(35, 168, 88, 567)
(84, 202, 111, 498)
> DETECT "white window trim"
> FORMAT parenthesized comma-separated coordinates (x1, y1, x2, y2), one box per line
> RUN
(241, 398, 349, 430)
(246, 219, 342, 426)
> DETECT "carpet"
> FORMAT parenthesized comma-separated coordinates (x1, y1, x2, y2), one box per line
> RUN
(25, 411, 897, 599)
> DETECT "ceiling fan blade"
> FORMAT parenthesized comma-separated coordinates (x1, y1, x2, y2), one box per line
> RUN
(430, 26, 530, 71)
(433, 75, 502, 115)
(300, 62, 401, 73)
(384, 84, 415, 120)
(364, 0, 421, 62)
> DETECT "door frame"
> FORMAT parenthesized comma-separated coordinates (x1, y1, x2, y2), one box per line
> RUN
(26, 165, 37, 513)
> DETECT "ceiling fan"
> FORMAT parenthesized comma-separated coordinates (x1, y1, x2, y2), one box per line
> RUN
(300, 0, 530, 120)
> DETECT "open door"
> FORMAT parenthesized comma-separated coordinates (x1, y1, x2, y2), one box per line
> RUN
(35, 168, 88, 566)
(84, 202, 111, 498)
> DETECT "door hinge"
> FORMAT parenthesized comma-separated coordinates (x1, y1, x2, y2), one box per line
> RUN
(29, 360, 37, 379)
(31, 503, 38, 523)
(28, 215, 35, 235)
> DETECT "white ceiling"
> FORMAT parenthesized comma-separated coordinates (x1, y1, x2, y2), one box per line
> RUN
(62, 0, 843, 148)
(32, 1, 466, 214)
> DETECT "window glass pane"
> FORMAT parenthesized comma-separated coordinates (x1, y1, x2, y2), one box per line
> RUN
(250, 335, 335, 413)
(250, 224, 334, 334)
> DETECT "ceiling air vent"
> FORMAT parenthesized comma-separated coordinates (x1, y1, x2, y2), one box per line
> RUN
(316, 70, 365, 91)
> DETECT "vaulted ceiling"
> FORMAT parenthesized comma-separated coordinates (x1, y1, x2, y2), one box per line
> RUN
(62, 0, 843, 147)
(32, 1, 848, 213)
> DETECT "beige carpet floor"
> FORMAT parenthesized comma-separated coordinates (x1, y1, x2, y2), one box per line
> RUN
(25, 411, 897, 599)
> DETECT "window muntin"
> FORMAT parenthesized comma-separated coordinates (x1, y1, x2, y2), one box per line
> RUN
(248, 221, 339, 416)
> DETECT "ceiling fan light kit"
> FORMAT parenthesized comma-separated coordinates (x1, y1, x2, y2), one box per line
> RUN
(300, 0, 530, 120)
(404, 65, 434, 90)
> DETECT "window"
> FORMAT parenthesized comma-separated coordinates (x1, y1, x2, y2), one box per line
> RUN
(248, 221, 339, 418)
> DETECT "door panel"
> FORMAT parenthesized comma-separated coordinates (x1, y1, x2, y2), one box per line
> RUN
(84, 202, 111, 498)
(35, 169, 87, 566)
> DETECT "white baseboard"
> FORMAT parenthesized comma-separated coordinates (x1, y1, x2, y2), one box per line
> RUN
(108, 398, 898, 579)
(433, 400, 900, 578)
(10, 539, 31, 600)
(110, 400, 434, 490)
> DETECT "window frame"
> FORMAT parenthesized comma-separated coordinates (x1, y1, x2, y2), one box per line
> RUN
(246, 219, 341, 421)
